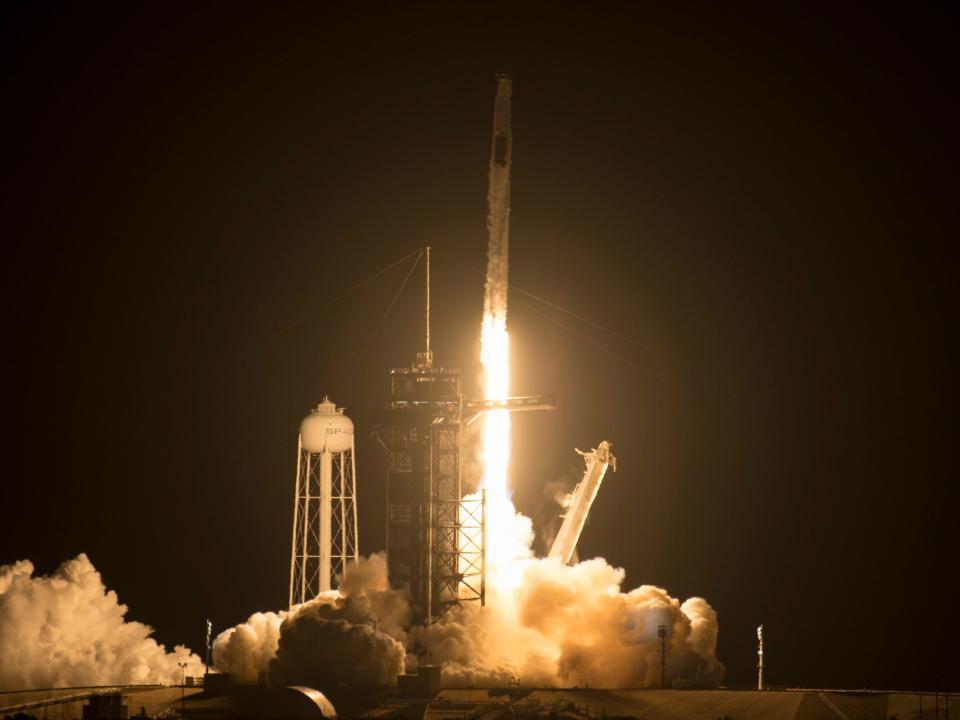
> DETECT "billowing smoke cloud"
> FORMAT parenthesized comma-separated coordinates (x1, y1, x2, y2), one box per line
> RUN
(213, 540, 722, 690)
(270, 613, 405, 689)
(0, 502, 722, 694)
(210, 609, 287, 685)
(212, 554, 410, 688)
(407, 554, 723, 688)
(0, 554, 202, 690)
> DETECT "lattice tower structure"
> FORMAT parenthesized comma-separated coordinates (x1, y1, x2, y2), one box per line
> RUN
(385, 366, 484, 624)
(289, 396, 359, 606)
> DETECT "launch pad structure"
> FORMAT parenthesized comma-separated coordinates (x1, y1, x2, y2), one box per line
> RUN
(384, 358, 485, 624)
(381, 251, 556, 625)
(286, 75, 555, 622)
(382, 237, 560, 627)
(381, 74, 561, 625)
(284, 76, 623, 629)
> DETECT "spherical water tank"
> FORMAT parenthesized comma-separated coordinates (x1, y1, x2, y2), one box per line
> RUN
(300, 396, 354, 454)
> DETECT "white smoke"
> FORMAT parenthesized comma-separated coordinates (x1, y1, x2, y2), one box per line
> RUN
(0, 554, 203, 690)
(210, 609, 288, 685)
(211, 518, 722, 690)
(270, 612, 405, 689)
(212, 554, 410, 688)
(409, 549, 723, 688)
(0, 534, 721, 693)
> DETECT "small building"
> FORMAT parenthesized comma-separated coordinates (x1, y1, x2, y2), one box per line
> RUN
(397, 665, 442, 698)
(82, 693, 127, 720)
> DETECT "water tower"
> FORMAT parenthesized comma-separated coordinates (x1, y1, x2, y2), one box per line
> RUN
(288, 396, 359, 606)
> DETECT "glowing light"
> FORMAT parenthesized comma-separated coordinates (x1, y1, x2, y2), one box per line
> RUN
(480, 310, 517, 590)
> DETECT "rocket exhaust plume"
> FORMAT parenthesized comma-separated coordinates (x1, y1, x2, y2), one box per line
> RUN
(481, 73, 516, 590)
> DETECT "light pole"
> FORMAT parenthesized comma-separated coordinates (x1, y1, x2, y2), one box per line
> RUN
(205, 620, 212, 676)
(177, 661, 188, 717)
(756, 625, 764, 691)
(657, 625, 667, 689)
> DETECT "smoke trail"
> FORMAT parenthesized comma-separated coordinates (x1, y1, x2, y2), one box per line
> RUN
(0, 554, 202, 690)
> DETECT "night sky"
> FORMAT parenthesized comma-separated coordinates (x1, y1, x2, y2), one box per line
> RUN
(4, 4, 956, 692)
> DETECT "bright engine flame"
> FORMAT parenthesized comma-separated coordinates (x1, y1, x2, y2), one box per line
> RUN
(480, 312, 521, 590)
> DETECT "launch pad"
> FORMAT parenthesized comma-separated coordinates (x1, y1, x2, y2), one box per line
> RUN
(381, 295, 555, 625)
(4, 685, 952, 720)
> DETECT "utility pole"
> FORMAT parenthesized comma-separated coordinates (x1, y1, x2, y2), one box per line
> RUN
(657, 625, 667, 689)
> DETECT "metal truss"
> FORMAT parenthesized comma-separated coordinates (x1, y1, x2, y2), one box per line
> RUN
(289, 438, 359, 607)
(433, 490, 485, 621)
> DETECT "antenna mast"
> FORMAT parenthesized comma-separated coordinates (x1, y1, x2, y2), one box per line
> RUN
(417, 246, 433, 368)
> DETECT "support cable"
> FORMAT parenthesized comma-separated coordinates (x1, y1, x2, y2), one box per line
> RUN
(516, 297, 647, 371)
(351, 249, 424, 370)
(512, 284, 684, 372)
(277, 248, 423, 336)
(511, 285, 641, 347)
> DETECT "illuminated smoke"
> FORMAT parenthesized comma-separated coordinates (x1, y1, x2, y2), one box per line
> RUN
(0, 554, 202, 690)
(211, 609, 288, 685)
(213, 553, 410, 687)
(414, 543, 723, 688)
(270, 612, 405, 689)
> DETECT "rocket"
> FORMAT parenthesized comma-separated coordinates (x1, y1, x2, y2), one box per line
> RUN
(484, 73, 512, 323)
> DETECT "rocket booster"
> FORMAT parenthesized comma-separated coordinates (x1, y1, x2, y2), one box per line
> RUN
(484, 73, 512, 322)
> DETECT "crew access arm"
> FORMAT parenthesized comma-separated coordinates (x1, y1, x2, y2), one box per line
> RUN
(548, 441, 617, 565)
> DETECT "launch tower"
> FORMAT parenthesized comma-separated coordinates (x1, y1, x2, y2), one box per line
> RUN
(384, 249, 486, 625)
(383, 75, 554, 625)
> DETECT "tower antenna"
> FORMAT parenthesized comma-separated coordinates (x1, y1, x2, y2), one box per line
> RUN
(425, 246, 431, 362)
(418, 246, 433, 368)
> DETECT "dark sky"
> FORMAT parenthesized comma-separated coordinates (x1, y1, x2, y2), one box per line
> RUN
(3, 3, 956, 692)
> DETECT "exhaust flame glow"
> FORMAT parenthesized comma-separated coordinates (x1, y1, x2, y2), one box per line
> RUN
(480, 312, 516, 589)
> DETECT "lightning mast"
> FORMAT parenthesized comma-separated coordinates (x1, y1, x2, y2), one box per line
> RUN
(417, 247, 433, 369)
(384, 246, 482, 625)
